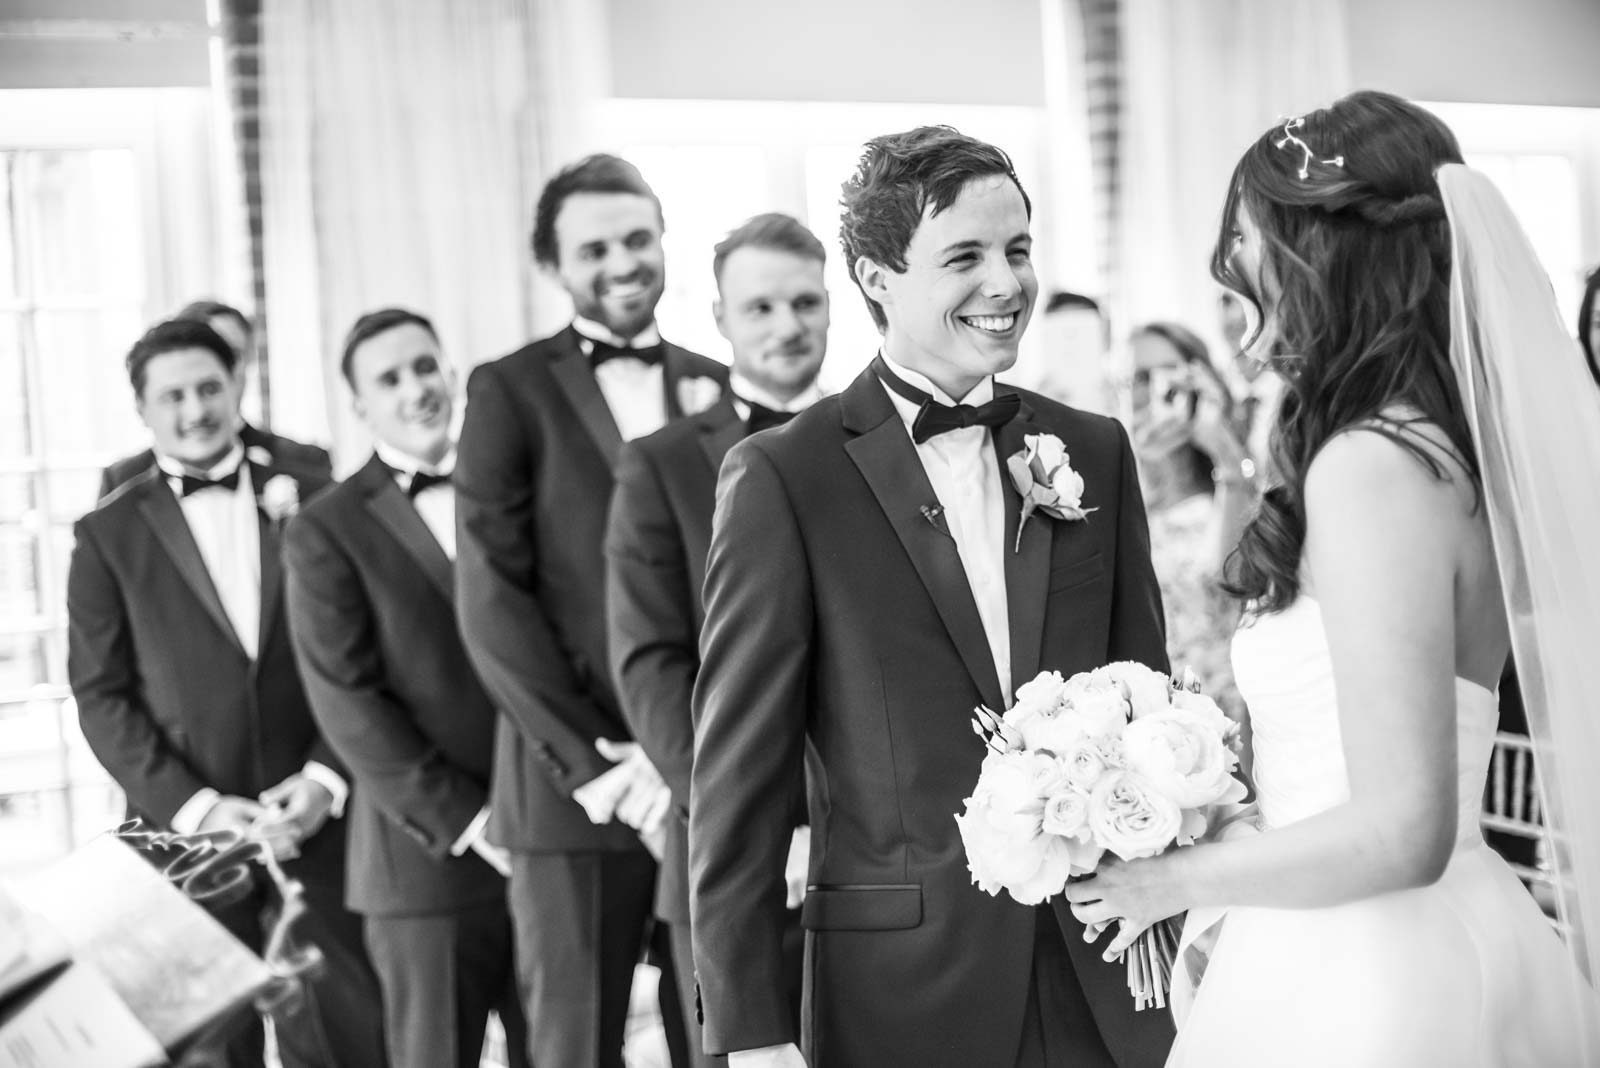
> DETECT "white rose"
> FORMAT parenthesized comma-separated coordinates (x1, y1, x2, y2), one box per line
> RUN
(1026, 432, 1067, 476)
(1121, 710, 1247, 810)
(1041, 789, 1091, 840)
(1048, 462, 1085, 509)
(1091, 661, 1173, 720)
(1059, 735, 1111, 792)
(1013, 671, 1068, 715)
(1061, 675, 1132, 736)
(259, 474, 300, 521)
(1088, 770, 1183, 861)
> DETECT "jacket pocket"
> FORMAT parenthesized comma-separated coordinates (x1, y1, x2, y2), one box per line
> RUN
(1048, 552, 1105, 593)
(800, 884, 921, 931)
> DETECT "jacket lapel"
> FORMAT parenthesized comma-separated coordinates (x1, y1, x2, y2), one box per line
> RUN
(696, 398, 746, 476)
(995, 394, 1051, 694)
(249, 461, 288, 656)
(358, 457, 455, 603)
(135, 478, 247, 657)
(842, 370, 1006, 712)
(548, 328, 624, 468)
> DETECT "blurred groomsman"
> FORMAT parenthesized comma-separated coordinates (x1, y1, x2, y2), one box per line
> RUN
(606, 213, 828, 1065)
(455, 153, 728, 1067)
(285, 309, 529, 1068)
(68, 318, 386, 1068)
(98, 299, 331, 498)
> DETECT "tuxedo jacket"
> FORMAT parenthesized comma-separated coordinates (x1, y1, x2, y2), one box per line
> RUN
(454, 325, 728, 852)
(284, 455, 505, 917)
(98, 423, 332, 501)
(67, 447, 344, 890)
(607, 396, 806, 924)
(689, 366, 1172, 1065)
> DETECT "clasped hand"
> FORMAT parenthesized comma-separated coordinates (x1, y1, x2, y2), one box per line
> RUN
(572, 739, 672, 843)
(1064, 854, 1189, 960)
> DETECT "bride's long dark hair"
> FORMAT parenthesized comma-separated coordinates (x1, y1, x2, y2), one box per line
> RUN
(1212, 90, 1479, 614)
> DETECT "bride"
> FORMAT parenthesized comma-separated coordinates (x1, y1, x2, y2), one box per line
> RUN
(1066, 90, 1600, 1065)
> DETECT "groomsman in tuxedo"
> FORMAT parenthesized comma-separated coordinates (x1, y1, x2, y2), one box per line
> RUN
(284, 308, 529, 1068)
(67, 318, 386, 1068)
(455, 153, 728, 1067)
(690, 128, 1175, 1067)
(98, 299, 331, 498)
(606, 213, 827, 1065)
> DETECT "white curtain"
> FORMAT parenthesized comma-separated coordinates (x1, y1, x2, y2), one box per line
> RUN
(1117, 0, 1350, 356)
(259, 0, 606, 469)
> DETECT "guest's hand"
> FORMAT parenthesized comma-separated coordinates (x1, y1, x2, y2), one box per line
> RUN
(254, 773, 336, 855)
(197, 795, 267, 839)
(573, 739, 665, 828)
(785, 826, 811, 910)
(730, 1043, 807, 1067)
(1065, 854, 1191, 959)
(1189, 377, 1248, 471)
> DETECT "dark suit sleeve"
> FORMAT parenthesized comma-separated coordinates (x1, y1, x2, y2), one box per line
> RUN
(690, 441, 811, 1054)
(67, 521, 208, 826)
(605, 441, 698, 807)
(453, 361, 611, 792)
(1107, 419, 1170, 672)
(285, 512, 486, 855)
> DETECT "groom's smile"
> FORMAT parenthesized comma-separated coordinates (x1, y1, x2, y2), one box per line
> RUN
(866, 172, 1037, 401)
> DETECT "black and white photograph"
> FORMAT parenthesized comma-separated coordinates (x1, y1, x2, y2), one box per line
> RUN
(1, 1, 1598, 1065)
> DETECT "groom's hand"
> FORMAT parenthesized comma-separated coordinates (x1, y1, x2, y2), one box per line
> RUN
(730, 1043, 807, 1067)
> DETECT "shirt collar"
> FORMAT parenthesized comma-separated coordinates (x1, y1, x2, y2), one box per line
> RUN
(374, 439, 456, 484)
(878, 352, 994, 434)
(157, 441, 246, 483)
(571, 316, 662, 352)
(728, 371, 823, 415)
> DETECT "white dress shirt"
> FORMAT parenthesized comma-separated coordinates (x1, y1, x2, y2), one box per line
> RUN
(572, 316, 668, 443)
(375, 440, 457, 560)
(879, 354, 1012, 704)
(728, 371, 824, 423)
(161, 444, 346, 833)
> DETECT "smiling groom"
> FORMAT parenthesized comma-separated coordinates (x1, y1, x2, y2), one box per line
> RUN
(689, 127, 1175, 1067)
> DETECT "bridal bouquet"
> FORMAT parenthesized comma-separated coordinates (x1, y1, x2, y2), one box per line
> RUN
(954, 661, 1245, 1010)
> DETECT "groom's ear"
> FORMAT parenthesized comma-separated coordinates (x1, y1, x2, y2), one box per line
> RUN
(854, 255, 895, 310)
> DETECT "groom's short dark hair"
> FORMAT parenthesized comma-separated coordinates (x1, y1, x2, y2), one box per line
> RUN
(839, 126, 1032, 331)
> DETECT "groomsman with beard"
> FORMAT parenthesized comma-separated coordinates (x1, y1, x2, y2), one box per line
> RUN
(455, 153, 728, 1067)
(606, 213, 828, 1066)
(98, 300, 331, 498)
(689, 128, 1175, 1067)
(284, 309, 530, 1068)
(67, 318, 386, 1068)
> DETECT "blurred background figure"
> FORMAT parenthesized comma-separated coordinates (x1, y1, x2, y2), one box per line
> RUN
(1005, 289, 1111, 412)
(98, 299, 333, 498)
(1126, 320, 1253, 719)
(1579, 266, 1600, 386)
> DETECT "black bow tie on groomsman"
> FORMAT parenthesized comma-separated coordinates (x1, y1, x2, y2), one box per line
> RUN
(588, 339, 665, 367)
(739, 396, 799, 435)
(180, 467, 242, 496)
(406, 470, 451, 498)
(871, 355, 1020, 444)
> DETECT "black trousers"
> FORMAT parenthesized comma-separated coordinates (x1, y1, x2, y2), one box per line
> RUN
(364, 900, 529, 1068)
(1014, 904, 1117, 1068)
(509, 849, 682, 1067)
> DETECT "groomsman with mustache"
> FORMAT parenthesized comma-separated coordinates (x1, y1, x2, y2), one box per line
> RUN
(606, 213, 829, 1065)
(285, 308, 529, 1068)
(67, 318, 386, 1068)
(455, 153, 729, 1067)
(98, 300, 331, 498)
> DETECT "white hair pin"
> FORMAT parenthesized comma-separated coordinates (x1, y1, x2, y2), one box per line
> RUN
(1275, 116, 1344, 180)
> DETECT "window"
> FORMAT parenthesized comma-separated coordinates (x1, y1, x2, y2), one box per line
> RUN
(0, 89, 226, 873)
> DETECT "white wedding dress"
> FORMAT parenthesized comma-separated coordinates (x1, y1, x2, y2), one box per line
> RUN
(1167, 595, 1600, 1067)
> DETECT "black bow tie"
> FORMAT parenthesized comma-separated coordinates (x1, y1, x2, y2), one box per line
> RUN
(741, 397, 798, 435)
(179, 468, 242, 497)
(589, 339, 664, 368)
(406, 470, 451, 498)
(872, 356, 1020, 444)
